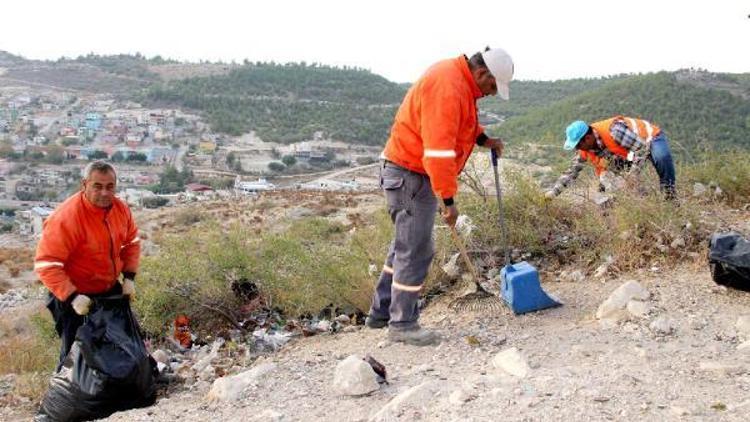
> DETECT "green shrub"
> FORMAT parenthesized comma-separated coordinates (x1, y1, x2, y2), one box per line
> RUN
(135, 216, 390, 335)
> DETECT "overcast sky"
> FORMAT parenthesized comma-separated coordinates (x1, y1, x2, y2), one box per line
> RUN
(1, 0, 748, 83)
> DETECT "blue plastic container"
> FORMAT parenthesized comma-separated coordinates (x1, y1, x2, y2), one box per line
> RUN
(500, 261, 561, 314)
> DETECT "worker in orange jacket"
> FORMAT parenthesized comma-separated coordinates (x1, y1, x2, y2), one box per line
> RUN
(545, 116, 676, 199)
(366, 47, 514, 346)
(35, 161, 140, 369)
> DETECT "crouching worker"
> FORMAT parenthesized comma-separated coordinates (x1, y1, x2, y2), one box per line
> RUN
(545, 116, 676, 200)
(35, 160, 140, 370)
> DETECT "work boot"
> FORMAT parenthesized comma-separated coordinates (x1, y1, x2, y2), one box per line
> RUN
(365, 316, 388, 329)
(388, 326, 440, 346)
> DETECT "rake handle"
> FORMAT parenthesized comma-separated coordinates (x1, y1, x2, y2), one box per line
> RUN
(439, 201, 481, 283)
(491, 149, 512, 266)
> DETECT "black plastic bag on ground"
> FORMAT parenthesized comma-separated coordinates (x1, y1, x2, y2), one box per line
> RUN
(37, 296, 157, 421)
(708, 232, 750, 291)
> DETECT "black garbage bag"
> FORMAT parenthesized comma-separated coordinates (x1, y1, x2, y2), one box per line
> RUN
(708, 232, 750, 291)
(37, 296, 157, 421)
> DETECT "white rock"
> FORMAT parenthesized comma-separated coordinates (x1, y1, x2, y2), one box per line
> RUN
(649, 317, 675, 336)
(333, 355, 379, 396)
(206, 363, 277, 402)
(369, 381, 448, 422)
(151, 349, 169, 365)
(596, 280, 650, 320)
(738, 341, 750, 352)
(626, 300, 651, 319)
(670, 237, 686, 249)
(492, 347, 530, 378)
(736, 315, 750, 341)
(335, 314, 351, 325)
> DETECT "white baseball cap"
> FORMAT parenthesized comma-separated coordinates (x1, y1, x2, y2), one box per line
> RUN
(480, 48, 514, 100)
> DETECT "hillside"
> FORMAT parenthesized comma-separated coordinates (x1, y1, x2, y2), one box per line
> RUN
(490, 71, 750, 163)
(144, 62, 407, 144)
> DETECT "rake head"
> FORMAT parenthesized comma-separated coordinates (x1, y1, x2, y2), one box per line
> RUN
(448, 282, 504, 313)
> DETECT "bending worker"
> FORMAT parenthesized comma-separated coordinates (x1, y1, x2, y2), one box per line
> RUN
(546, 116, 676, 199)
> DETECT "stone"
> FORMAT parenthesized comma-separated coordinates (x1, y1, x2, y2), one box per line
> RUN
(492, 347, 530, 378)
(649, 317, 675, 336)
(670, 237, 686, 249)
(206, 363, 277, 402)
(736, 315, 750, 341)
(596, 280, 650, 320)
(738, 341, 750, 352)
(333, 355, 379, 396)
(151, 349, 169, 365)
(369, 381, 448, 422)
(335, 314, 351, 325)
(626, 300, 651, 319)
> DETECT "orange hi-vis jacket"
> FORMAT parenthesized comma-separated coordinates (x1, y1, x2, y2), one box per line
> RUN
(34, 192, 140, 301)
(581, 115, 661, 176)
(382, 56, 484, 201)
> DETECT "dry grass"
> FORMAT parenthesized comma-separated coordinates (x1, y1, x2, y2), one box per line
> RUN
(0, 247, 34, 276)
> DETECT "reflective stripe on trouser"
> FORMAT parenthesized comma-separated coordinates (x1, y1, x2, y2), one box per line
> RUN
(368, 161, 437, 330)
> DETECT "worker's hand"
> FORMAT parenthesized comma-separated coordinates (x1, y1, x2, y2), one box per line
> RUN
(71, 294, 92, 316)
(442, 205, 459, 227)
(484, 138, 504, 157)
(544, 190, 556, 200)
(122, 278, 136, 300)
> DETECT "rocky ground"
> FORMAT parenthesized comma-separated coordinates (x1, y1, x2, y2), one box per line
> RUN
(93, 262, 750, 422)
(1, 192, 749, 421)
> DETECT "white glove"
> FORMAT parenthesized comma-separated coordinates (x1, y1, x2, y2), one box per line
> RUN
(71, 294, 92, 316)
(122, 278, 136, 299)
(544, 190, 556, 200)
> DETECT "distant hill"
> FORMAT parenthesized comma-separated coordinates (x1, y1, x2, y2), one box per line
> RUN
(144, 62, 407, 144)
(2, 50, 748, 155)
(488, 70, 750, 164)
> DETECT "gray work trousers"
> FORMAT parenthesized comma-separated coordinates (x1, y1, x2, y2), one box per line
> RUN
(368, 161, 438, 330)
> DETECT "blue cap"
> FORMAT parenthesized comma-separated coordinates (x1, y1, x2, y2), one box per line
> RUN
(564, 120, 589, 150)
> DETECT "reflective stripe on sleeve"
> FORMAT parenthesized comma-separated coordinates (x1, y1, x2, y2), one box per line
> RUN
(382, 265, 394, 274)
(34, 261, 64, 270)
(423, 149, 457, 158)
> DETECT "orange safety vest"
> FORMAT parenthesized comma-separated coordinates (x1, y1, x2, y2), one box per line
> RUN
(580, 115, 661, 176)
(34, 192, 140, 301)
(382, 56, 484, 200)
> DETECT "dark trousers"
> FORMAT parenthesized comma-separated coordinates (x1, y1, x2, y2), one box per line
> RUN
(46, 283, 122, 371)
